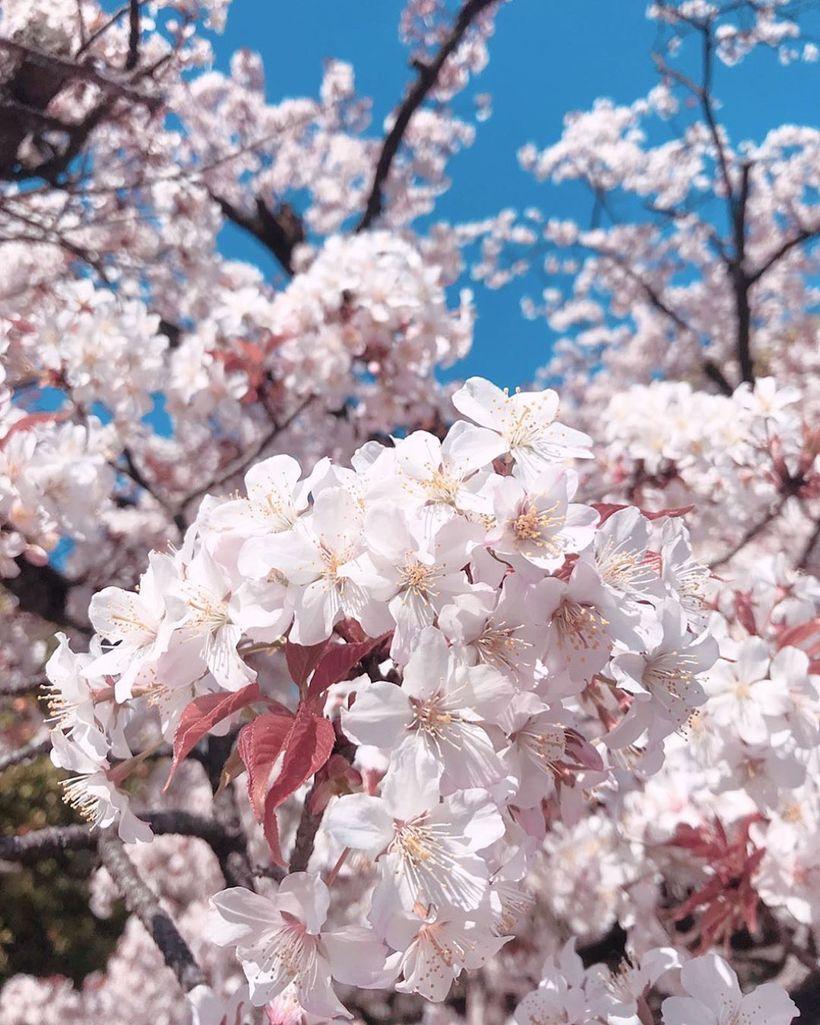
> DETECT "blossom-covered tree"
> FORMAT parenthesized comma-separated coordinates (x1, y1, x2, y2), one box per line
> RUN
(0, 2, 818, 1025)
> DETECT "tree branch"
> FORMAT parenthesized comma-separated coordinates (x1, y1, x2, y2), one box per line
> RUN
(289, 779, 323, 874)
(181, 394, 315, 511)
(356, 0, 499, 232)
(747, 222, 820, 285)
(798, 518, 820, 572)
(4, 557, 88, 633)
(709, 496, 787, 570)
(125, 0, 141, 71)
(594, 245, 734, 395)
(0, 811, 246, 870)
(211, 193, 303, 276)
(0, 736, 50, 773)
(0, 38, 160, 110)
(98, 829, 206, 992)
(0, 824, 95, 864)
(0, 675, 46, 699)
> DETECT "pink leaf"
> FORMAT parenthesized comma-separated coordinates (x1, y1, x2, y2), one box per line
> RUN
(237, 711, 294, 818)
(261, 704, 335, 863)
(307, 633, 390, 701)
(165, 683, 263, 789)
(285, 640, 330, 687)
(591, 502, 694, 525)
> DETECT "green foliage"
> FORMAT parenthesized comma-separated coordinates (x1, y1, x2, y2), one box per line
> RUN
(0, 748, 127, 984)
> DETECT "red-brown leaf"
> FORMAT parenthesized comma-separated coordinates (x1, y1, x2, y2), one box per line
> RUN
(260, 705, 335, 863)
(237, 711, 294, 818)
(307, 633, 390, 702)
(166, 683, 264, 789)
(285, 640, 330, 687)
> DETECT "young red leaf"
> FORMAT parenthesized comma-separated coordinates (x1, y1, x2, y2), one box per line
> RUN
(777, 617, 820, 655)
(236, 711, 294, 819)
(263, 804, 285, 866)
(285, 640, 330, 687)
(265, 704, 335, 812)
(591, 502, 694, 525)
(307, 633, 390, 701)
(165, 682, 264, 789)
(642, 504, 694, 521)
(260, 704, 336, 863)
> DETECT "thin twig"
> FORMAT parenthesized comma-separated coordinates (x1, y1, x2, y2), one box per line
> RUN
(798, 518, 820, 572)
(356, 0, 500, 231)
(709, 497, 787, 570)
(182, 394, 315, 510)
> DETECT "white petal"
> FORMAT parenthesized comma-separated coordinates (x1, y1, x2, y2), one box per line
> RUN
(323, 794, 394, 854)
(209, 887, 280, 946)
(341, 681, 412, 747)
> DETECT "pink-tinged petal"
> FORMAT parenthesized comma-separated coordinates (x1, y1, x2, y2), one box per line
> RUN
(322, 926, 388, 986)
(277, 873, 329, 934)
(680, 954, 741, 1015)
(442, 420, 506, 476)
(244, 454, 301, 504)
(239, 529, 321, 583)
(291, 580, 338, 646)
(452, 376, 507, 430)
(295, 960, 350, 1020)
(205, 623, 255, 691)
(397, 931, 458, 1002)
(341, 680, 412, 748)
(382, 736, 442, 819)
(311, 487, 363, 553)
(735, 637, 771, 684)
(396, 431, 443, 481)
(117, 805, 154, 845)
(402, 627, 451, 700)
(208, 887, 280, 946)
(641, 947, 681, 986)
(364, 504, 414, 561)
(736, 983, 798, 1025)
(661, 996, 719, 1025)
(323, 794, 394, 854)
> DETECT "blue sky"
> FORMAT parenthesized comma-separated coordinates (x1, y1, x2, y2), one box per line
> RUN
(214, 0, 819, 390)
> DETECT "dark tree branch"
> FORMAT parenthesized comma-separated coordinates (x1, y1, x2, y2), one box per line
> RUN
(125, 0, 141, 71)
(75, 1, 150, 58)
(0, 675, 46, 699)
(4, 557, 87, 632)
(0, 824, 95, 864)
(289, 779, 323, 874)
(798, 518, 820, 572)
(747, 222, 820, 285)
(205, 734, 257, 890)
(732, 161, 754, 384)
(118, 446, 186, 533)
(181, 393, 315, 511)
(356, 0, 499, 232)
(0, 811, 246, 871)
(0, 38, 160, 110)
(212, 193, 303, 276)
(0, 736, 50, 773)
(98, 829, 206, 992)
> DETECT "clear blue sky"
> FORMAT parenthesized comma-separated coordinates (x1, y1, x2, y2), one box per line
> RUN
(213, 0, 819, 390)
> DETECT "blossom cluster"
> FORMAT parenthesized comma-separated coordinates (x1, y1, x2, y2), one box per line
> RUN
(41, 376, 734, 1017)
